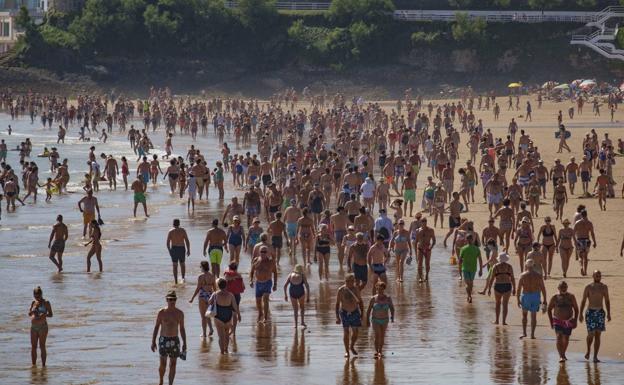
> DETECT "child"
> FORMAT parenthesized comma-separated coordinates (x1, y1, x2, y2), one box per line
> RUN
(389, 199, 404, 223)
(38, 177, 55, 202)
(246, 218, 263, 253)
(82, 173, 93, 192)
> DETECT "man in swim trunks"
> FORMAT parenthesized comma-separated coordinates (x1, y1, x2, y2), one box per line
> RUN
(459, 233, 482, 303)
(401, 171, 417, 216)
(547, 281, 579, 362)
(268, 212, 288, 265)
(48, 214, 68, 272)
(77, 189, 101, 237)
(131, 175, 149, 218)
(414, 217, 436, 283)
(151, 290, 187, 385)
(335, 273, 364, 357)
(367, 235, 389, 295)
(517, 259, 547, 339)
(579, 270, 611, 362)
(167, 219, 191, 284)
(573, 210, 596, 276)
(284, 199, 301, 258)
(243, 185, 262, 228)
(203, 219, 227, 277)
(250, 246, 277, 323)
(348, 232, 370, 291)
(330, 206, 349, 267)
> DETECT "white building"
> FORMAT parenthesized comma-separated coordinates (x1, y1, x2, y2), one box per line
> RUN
(0, 1, 46, 53)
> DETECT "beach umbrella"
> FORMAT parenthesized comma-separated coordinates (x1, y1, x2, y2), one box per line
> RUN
(508, 82, 522, 88)
(553, 84, 570, 90)
(619, 82, 624, 91)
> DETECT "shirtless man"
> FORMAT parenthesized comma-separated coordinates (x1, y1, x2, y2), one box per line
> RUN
(268, 212, 288, 264)
(249, 245, 278, 323)
(443, 192, 463, 247)
(547, 281, 579, 363)
(48, 215, 68, 272)
(367, 235, 389, 294)
(243, 185, 261, 228)
(166, 219, 190, 284)
(401, 172, 417, 216)
(221, 197, 244, 224)
(137, 156, 151, 188)
(565, 157, 579, 195)
(579, 155, 592, 196)
(573, 210, 596, 276)
(260, 157, 273, 193)
(414, 217, 436, 283)
(594, 169, 610, 211)
(579, 271, 611, 363)
(77, 190, 101, 237)
(265, 183, 282, 221)
(348, 233, 369, 291)
(517, 260, 547, 339)
(203, 219, 227, 277)
(284, 200, 301, 258)
(151, 291, 187, 385)
(331, 206, 350, 267)
(354, 207, 374, 243)
(131, 175, 149, 217)
(335, 274, 364, 357)
(103, 155, 118, 191)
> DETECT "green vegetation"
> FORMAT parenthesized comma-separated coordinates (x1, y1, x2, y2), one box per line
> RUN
(3, 0, 603, 79)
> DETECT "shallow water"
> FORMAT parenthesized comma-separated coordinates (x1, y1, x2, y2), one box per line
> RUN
(0, 111, 622, 385)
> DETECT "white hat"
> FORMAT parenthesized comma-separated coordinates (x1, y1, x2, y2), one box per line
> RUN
(497, 253, 509, 263)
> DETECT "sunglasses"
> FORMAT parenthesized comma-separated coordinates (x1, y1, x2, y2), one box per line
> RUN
(166, 298, 176, 302)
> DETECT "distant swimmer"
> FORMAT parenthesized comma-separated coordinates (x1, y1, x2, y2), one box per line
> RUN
(47, 215, 68, 272)
(151, 291, 186, 385)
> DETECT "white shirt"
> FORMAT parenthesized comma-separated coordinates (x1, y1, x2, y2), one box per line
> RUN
(360, 181, 376, 199)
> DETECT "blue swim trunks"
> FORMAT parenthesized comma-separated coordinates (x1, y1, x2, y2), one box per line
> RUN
(340, 310, 362, 328)
(521, 291, 541, 312)
(255, 279, 273, 298)
(585, 309, 606, 332)
(287, 222, 298, 239)
(462, 270, 476, 281)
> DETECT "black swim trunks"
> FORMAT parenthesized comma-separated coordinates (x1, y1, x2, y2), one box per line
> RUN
(169, 246, 186, 263)
(158, 336, 180, 358)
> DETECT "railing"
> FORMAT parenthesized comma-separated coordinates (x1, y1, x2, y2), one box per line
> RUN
(224, 1, 330, 10)
(393, 10, 596, 23)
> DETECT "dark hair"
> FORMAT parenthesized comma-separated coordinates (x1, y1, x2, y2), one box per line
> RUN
(217, 278, 227, 290)
(200, 261, 210, 272)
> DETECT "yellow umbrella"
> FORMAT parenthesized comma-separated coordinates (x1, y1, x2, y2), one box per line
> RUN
(508, 82, 522, 88)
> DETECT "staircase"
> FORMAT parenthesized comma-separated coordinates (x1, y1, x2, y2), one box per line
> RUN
(570, 6, 624, 61)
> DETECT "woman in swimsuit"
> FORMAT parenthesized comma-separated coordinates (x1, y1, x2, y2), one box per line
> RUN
(315, 224, 333, 280)
(246, 218, 263, 254)
(208, 278, 240, 354)
(189, 261, 216, 337)
(121, 156, 129, 190)
(163, 159, 180, 194)
(506, 178, 523, 214)
(149, 154, 162, 185)
(538, 217, 558, 278)
(86, 219, 103, 272)
(527, 181, 541, 217)
(514, 219, 533, 272)
(366, 282, 395, 359)
(178, 164, 187, 199)
(483, 253, 515, 325)
(29, 286, 53, 366)
(389, 219, 412, 282)
(552, 179, 568, 220)
(557, 219, 575, 278)
(226, 216, 245, 264)
(283, 264, 310, 327)
(297, 208, 315, 265)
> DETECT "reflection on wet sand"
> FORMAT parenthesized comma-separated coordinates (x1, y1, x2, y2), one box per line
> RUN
(373, 358, 389, 385)
(286, 329, 309, 366)
(585, 362, 602, 385)
(489, 327, 516, 384)
(519, 341, 548, 385)
(253, 323, 278, 362)
(29, 367, 47, 385)
(340, 358, 360, 385)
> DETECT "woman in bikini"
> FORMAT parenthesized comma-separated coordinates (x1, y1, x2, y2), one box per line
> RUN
(366, 281, 394, 358)
(86, 219, 103, 272)
(315, 224, 333, 280)
(120, 156, 129, 190)
(389, 219, 411, 282)
(189, 261, 216, 337)
(506, 178, 523, 214)
(297, 208, 315, 265)
(208, 278, 240, 354)
(527, 179, 541, 217)
(552, 179, 568, 220)
(178, 164, 187, 199)
(483, 253, 515, 325)
(163, 159, 180, 194)
(149, 154, 162, 185)
(29, 286, 53, 366)
(226, 216, 245, 264)
(557, 219, 575, 278)
(538, 217, 558, 278)
(283, 264, 310, 327)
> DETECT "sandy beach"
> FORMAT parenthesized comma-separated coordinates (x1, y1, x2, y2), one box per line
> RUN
(1, 93, 623, 385)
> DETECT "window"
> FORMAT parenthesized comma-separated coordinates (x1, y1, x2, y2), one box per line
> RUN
(1, 22, 10, 38)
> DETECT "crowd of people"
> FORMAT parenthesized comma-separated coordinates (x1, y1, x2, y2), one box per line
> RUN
(0, 86, 617, 384)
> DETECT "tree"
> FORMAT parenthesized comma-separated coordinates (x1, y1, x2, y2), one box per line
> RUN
(452, 12, 486, 43)
(527, 0, 563, 10)
(448, 0, 471, 8)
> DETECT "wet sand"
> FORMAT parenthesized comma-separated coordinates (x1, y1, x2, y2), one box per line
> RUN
(1, 96, 623, 385)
